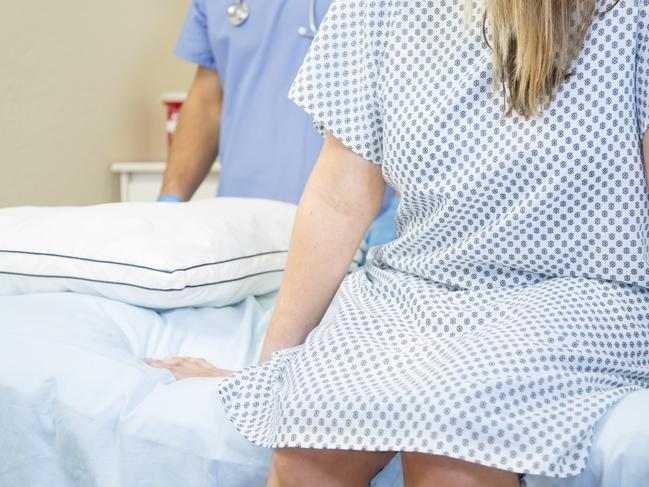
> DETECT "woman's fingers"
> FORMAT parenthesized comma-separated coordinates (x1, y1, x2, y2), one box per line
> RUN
(144, 356, 234, 380)
(143, 358, 167, 367)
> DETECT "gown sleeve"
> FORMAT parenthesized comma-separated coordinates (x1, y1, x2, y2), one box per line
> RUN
(289, 0, 393, 165)
(636, 0, 649, 136)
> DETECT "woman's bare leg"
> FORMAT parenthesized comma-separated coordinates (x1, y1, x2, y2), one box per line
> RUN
(401, 452, 521, 487)
(267, 448, 395, 487)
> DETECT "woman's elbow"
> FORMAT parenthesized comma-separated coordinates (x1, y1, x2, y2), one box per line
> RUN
(304, 134, 386, 219)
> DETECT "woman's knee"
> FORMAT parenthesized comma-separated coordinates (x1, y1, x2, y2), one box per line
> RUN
(401, 452, 521, 487)
(268, 448, 394, 487)
(269, 448, 319, 486)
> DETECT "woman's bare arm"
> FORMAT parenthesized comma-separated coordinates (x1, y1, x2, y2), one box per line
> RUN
(146, 134, 386, 377)
(258, 134, 386, 361)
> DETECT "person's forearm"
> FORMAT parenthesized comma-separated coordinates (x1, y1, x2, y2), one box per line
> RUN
(259, 136, 385, 362)
(160, 69, 222, 201)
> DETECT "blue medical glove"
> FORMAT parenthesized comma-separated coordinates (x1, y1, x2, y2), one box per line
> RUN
(361, 196, 400, 265)
(158, 194, 184, 203)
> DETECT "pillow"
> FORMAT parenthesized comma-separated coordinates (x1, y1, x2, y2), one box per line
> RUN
(0, 198, 363, 309)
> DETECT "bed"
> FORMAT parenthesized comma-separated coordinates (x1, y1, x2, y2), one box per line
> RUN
(0, 199, 647, 487)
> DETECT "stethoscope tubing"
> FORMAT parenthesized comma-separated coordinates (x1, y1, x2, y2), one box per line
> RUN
(307, 0, 317, 36)
(229, 0, 318, 37)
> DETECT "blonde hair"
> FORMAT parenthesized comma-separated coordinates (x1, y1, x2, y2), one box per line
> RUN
(467, 0, 608, 118)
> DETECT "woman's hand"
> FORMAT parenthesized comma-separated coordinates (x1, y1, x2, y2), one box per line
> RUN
(144, 357, 233, 380)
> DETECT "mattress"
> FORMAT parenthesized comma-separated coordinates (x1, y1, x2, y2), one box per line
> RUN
(0, 292, 274, 486)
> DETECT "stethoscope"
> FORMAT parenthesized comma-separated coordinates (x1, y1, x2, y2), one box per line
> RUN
(227, 0, 319, 38)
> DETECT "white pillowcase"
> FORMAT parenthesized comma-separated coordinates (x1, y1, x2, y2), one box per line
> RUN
(0, 198, 363, 309)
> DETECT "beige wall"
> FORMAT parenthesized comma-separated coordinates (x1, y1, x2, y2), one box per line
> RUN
(0, 0, 195, 207)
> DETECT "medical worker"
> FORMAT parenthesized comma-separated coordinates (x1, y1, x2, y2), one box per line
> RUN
(158, 0, 331, 203)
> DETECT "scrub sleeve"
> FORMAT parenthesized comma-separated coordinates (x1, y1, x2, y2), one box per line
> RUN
(175, 0, 218, 71)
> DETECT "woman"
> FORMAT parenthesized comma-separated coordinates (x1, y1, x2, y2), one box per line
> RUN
(148, 0, 649, 485)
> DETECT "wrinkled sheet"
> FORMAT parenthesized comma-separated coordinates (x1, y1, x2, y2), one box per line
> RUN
(0, 292, 647, 487)
(0, 292, 274, 486)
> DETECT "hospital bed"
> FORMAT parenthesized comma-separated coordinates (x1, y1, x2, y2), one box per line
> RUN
(0, 199, 647, 487)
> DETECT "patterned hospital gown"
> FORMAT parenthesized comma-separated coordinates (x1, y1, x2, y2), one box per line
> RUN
(219, 0, 649, 477)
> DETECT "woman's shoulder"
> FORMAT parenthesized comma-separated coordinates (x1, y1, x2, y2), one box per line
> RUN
(318, 0, 399, 44)
(325, 0, 397, 20)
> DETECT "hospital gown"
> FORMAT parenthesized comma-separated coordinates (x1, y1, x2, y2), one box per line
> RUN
(219, 0, 649, 478)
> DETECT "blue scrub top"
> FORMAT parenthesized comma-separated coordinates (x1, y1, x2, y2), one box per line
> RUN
(175, 0, 332, 205)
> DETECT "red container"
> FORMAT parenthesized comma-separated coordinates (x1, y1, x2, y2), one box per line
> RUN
(161, 92, 187, 148)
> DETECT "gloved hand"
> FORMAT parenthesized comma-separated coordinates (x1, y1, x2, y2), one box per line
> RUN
(157, 194, 184, 203)
(364, 196, 399, 248)
(361, 196, 399, 265)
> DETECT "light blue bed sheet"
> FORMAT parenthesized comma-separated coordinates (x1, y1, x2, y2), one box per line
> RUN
(0, 292, 274, 487)
(0, 292, 647, 487)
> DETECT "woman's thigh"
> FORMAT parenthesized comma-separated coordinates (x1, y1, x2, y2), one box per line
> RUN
(401, 452, 521, 487)
(267, 447, 395, 487)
